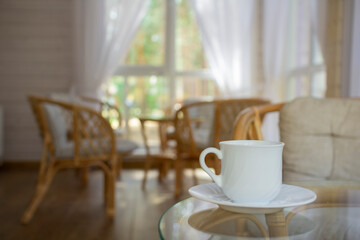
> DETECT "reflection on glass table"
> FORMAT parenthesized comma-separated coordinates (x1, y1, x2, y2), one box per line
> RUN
(159, 182, 360, 240)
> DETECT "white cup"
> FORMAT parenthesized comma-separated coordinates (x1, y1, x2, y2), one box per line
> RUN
(200, 140, 284, 204)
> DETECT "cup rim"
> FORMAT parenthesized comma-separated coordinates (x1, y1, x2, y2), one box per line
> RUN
(219, 140, 284, 148)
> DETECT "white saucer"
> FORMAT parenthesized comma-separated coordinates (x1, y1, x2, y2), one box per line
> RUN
(189, 183, 317, 214)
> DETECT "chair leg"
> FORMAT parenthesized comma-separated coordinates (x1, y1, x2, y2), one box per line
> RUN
(192, 162, 198, 185)
(214, 157, 221, 175)
(157, 161, 163, 182)
(82, 167, 89, 186)
(75, 168, 81, 177)
(105, 174, 115, 217)
(21, 164, 56, 224)
(161, 161, 170, 180)
(174, 158, 183, 198)
(105, 167, 115, 218)
(142, 156, 152, 189)
(104, 169, 108, 205)
(265, 211, 287, 237)
(116, 154, 123, 179)
(105, 156, 117, 218)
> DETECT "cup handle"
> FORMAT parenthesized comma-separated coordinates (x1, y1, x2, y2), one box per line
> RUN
(199, 147, 222, 187)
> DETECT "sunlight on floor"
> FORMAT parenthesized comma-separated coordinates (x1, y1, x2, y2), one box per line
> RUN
(184, 168, 212, 181)
(150, 193, 173, 205)
(127, 170, 146, 180)
(132, 168, 213, 181)
(122, 168, 213, 206)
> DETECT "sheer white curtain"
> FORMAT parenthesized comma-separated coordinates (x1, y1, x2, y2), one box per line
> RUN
(348, 0, 360, 97)
(72, 0, 150, 97)
(188, 0, 257, 97)
(262, 0, 291, 102)
(310, 0, 327, 56)
(262, 0, 322, 140)
(261, 0, 291, 141)
(189, 0, 319, 140)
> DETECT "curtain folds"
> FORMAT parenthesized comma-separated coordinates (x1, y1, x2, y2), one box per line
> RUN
(72, 0, 150, 97)
(348, 0, 360, 97)
(260, 0, 291, 141)
(188, 0, 257, 97)
(262, 0, 290, 102)
(262, 0, 326, 140)
(310, 0, 327, 56)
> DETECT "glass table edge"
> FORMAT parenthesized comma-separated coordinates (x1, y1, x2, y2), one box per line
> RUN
(158, 197, 192, 240)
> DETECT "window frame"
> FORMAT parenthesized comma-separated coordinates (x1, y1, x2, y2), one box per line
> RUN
(113, 0, 215, 96)
(112, 0, 215, 136)
(284, 8, 326, 100)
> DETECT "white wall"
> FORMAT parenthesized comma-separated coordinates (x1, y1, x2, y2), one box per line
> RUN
(0, 0, 73, 161)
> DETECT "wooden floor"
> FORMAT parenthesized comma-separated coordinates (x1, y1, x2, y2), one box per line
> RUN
(0, 166, 211, 240)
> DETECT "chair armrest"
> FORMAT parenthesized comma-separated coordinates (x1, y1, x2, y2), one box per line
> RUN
(232, 103, 284, 140)
(74, 105, 116, 161)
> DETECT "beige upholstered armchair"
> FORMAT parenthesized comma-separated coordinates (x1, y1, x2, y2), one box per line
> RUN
(233, 97, 360, 182)
(22, 96, 137, 224)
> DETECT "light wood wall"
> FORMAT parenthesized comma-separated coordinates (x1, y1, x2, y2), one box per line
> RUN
(0, 0, 73, 161)
(325, 0, 344, 97)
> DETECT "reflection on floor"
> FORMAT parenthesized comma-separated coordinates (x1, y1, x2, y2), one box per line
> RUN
(0, 167, 212, 240)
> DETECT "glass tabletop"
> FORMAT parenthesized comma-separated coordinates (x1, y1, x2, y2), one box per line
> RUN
(159, 182, 360, 240)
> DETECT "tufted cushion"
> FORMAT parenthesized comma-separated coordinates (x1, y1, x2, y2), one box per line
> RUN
(280, 97, 360, 181)
(189, 103, 215, 149)
(183, 98, 215, 149)
(43, 103, 69, 157)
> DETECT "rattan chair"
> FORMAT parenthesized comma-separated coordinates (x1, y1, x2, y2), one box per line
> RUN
(139, 116, 176, 188)
(174, 98, 270, 197)
(139, 100, 185, 188)
(50, 94, 134, 177)
(22, 96, 136, 224)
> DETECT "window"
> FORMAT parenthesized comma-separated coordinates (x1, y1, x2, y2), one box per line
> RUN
(285, 3, 326, 101)
(104, 0, 217, 143)
(104, 1, 327, 143)
(124, 0, 165, 66)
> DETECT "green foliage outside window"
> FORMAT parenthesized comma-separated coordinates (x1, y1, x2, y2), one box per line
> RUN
(176, 0, 207, 70)
(107, 0, 213, 120)
(125, 0, 164, 65)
